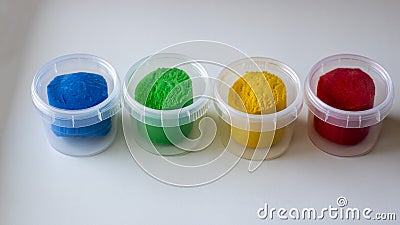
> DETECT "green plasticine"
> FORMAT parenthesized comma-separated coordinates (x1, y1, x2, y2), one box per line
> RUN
(135, 68, 194, 144)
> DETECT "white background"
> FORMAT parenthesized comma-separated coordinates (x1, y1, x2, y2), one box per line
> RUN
(1, 0, 399, 224)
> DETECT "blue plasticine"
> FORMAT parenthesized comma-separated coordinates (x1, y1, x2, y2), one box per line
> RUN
(47, 72, 111, 137)
(47, 72, 108, 110)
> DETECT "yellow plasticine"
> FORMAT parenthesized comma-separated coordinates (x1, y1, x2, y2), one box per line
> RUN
(228, 71, 287, 148)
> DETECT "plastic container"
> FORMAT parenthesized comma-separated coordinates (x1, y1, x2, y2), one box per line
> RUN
(31, 54, 121, 156)
(214, 57, 303, 160)
(305, 54, 394, 157)
(123, 53, 211, 156)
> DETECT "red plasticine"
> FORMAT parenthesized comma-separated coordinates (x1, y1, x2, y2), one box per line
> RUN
(314, 68, 375, 145)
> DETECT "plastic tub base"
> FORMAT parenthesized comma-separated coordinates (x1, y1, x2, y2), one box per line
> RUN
(43, 116, 118, 157)
(124, 113, 204, 156)
(307, 112, 382, 157)
(219, 119, 295, 160)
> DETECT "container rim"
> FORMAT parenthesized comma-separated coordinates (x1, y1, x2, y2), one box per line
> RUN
(31, 53, 121, 123)
(214, 57, 303, 129)
(304, 54, 394, 128)
(122, 53, 211, 126)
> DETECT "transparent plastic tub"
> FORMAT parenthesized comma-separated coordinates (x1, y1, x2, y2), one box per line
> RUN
(214, 57, 303, 160)
(123, 53, 211, 156)
(305, 54, 394, 157)
(31, 54, 121, 156)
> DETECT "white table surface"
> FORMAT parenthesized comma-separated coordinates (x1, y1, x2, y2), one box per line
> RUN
(1, 0, 399, 224)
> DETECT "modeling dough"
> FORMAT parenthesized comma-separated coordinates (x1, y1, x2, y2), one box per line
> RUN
(228, 71, 286, 148)
(314, 68, 375, 145)
(135, 68, 193, 144)
(47, 72, 111, 136)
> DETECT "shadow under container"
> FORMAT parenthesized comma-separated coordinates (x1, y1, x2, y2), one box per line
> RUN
(123, 53, 210, 156)
(31, 54, 121, 156)
(214, 57, 303, 160)
(305, 54, 394, 157)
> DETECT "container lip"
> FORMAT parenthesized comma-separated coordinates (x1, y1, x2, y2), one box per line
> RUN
(214, 57, 303, 123)
(31, 53, 121, 121)
(122, 53, 211, 124)
(304, 54, 394, 125)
